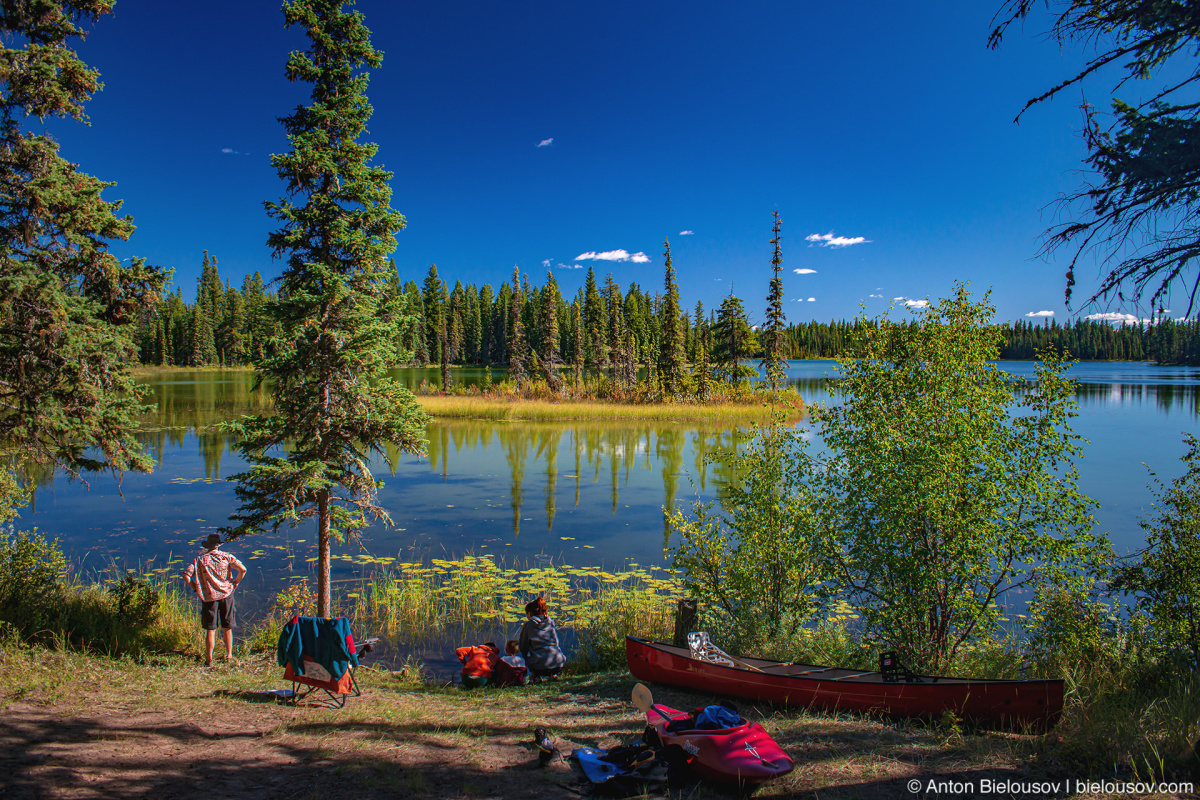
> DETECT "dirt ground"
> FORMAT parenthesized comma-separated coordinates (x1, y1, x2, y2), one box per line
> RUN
(1, 646, 1194, 800)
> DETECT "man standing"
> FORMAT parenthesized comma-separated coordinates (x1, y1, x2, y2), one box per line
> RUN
(183, 533, 247, 667)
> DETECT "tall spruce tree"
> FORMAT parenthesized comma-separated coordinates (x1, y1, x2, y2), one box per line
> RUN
(572, 303, 585, 386)
(584, 266, 608, 368)
(226, 0, 426, 616)
(422, 264, 444, 366)
(713, 290, 755, 381)
(761, 209, 787, 398)
(543, 270, 560, 366)
(0, 1, 167, 518)
(658, 238, 686, 395)
(508, 265, 527, 384)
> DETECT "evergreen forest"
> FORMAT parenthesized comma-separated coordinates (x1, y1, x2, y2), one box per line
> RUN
(135, 254, 1200, 371)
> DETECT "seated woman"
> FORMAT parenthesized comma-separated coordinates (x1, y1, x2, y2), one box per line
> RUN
(519, 597, 566, 682)
(455, 641, 499, 688)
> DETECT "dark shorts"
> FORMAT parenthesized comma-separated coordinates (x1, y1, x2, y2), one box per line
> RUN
(201, 595, 236, 630)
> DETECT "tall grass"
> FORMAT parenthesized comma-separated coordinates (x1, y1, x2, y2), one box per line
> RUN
(0, 527, 197, 658)
(345, 555, 678, 670)
(416, 394, 800, 423)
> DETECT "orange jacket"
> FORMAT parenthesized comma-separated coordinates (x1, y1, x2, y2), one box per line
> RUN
(455, 644, 500, 678)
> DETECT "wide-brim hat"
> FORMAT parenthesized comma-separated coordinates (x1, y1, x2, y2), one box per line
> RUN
(202, 533, 222, 549)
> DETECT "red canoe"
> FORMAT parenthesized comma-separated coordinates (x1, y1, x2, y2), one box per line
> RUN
(626, 637, 1064, 731)
(642, 702, 794, 786)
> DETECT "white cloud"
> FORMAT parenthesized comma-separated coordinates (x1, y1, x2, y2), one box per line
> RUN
(1026, 310, 1055, 318)
(1085, 311, 1148, 326)
(541, 259, 551, 268)
(575, 249, 650, 264)
(554, 262, 582, 269)
(790, 297, 817, 302)
(905, 299, 929, 308)
(793, 268, 817, 275)
(893, 296, 907, 302)
(807, 297, 816, 302)
(806, 232, 870, 248)
(537, 138, 554, 147)
(221, 147, 248, 155)
(680, 230, 694, 235)
(869, 293, 883, 299)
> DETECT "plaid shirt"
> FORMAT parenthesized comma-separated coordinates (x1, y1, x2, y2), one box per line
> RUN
(183, 548, 245, 602)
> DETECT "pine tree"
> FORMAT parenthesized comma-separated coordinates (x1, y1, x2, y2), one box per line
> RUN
(713, 290, 755, 381)
(440, 311, 450, 390)
(543, 270, 560, 367)
(508, 265, 527, 385)
(422, 264, 444, 366)
(695, 337, 712, 399)
(572, 303, 585, 387)
(584, 266, 608, 368)
(761, 208, 787, 398)
(226, 0, 427, 616)
(658, 238, 686, 396)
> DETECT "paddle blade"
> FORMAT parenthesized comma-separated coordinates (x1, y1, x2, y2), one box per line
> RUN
(631, 682, 653, 713)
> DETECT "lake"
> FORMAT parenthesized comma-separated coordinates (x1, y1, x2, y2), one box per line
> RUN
(13, 361, 1199, 622)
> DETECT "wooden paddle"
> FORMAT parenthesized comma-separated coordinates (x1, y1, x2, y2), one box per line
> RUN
(631, 682, 674, 723)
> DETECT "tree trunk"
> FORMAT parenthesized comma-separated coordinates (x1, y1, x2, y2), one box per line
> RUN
(317, 488, 331, 617)
(673, 598, 699, 648)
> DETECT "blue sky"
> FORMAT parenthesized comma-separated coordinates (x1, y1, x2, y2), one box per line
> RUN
(44, 0, 1155, 324)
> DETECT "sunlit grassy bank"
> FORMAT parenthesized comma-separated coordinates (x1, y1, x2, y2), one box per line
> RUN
(416, 394, 802, 423)
(243, 556, 679, 671)
(0, 529, 199, 658)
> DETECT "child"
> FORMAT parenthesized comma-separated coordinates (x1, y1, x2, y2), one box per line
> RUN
(493, 640, 528, 687)
(455, 641, 499, 688)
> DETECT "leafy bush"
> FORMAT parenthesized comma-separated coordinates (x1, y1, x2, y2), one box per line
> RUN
(0, 527, 194, 656)
(0, 527, 67, 637)
(1113, 433, 1200, 673)
(668, 423, 828, 653)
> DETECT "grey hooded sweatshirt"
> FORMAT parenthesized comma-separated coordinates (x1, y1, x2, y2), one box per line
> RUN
(519, 614, 566, 673)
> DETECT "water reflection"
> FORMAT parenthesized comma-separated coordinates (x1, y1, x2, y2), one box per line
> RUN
(14, 361, 1198, 601)
(418, 420, 751, 543)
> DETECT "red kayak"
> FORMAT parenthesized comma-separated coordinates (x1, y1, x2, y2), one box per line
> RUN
(627, 636, 1064, 731)
(641, 699, 794, 786)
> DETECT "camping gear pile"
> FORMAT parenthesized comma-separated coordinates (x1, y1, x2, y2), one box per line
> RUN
(565, 682, 794, 794)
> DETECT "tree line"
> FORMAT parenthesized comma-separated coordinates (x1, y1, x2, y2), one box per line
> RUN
(135, 257, 1200, 370)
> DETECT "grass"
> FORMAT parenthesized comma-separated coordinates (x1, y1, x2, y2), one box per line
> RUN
(339, 555, 678, 670)
(9, 640, 1190, 800)
(415, 394, 802, 423)
(130, 364, 253, 375)
(5, 535, 1197, 791)
(0, 528, 199, 658)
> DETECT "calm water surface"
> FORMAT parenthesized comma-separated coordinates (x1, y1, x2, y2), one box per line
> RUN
(15, 361, 1199, 621)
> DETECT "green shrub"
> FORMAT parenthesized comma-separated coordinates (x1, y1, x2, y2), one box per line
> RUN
(1113, 433, 1200, 674)
(0, 527, 195, 657)
(0, 527, 67, 637)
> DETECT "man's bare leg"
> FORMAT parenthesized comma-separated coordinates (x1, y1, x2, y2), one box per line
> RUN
(223, 628, 234, 661)
(205, 629, 216, 667)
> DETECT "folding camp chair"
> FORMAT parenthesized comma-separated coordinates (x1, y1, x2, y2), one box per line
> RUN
(278, 615, 379, 708)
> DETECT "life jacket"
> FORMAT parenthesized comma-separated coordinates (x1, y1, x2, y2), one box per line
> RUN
(455, 644, 499, 678)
